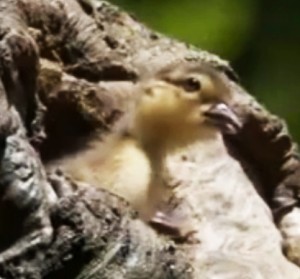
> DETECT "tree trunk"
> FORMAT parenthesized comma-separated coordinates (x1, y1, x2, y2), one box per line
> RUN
(0, 0, 300, 278)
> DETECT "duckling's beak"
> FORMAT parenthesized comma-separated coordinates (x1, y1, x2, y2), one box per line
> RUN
(203, 103, 242, 134)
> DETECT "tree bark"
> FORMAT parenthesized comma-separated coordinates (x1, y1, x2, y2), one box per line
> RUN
(0, 0, 300, 278)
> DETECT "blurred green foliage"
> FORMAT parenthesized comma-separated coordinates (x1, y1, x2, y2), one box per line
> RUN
(112, 0, 300, 143)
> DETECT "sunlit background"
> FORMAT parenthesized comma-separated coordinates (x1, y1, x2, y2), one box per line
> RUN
(112, 0, 300, 142)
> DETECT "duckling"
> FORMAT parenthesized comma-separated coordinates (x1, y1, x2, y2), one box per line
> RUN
(48, 62, 241, 238)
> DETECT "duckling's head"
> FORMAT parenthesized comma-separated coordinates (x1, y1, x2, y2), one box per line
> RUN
(131, 63, 242, 149)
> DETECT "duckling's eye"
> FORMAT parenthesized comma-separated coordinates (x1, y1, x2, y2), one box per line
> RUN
(182, 77, 201, 92)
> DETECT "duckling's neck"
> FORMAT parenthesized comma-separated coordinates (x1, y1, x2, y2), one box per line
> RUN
(133, 126, 223, 171)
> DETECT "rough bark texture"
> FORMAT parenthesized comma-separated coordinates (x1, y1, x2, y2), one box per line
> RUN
(0, 0, 300, 278)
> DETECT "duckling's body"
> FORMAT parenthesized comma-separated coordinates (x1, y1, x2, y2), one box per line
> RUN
(48, 63, 242, 234)
(58, 135, 158, 220)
